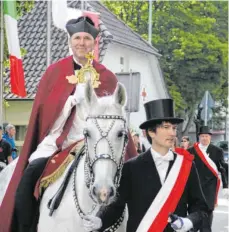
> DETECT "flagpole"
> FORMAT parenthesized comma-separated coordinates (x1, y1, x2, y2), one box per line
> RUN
(0, 0, 4, 125)
(148, 0, 152, 45)
(81, 0, 84, 11)
(47, 0, 51, 67)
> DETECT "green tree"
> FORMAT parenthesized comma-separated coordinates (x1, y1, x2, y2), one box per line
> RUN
(103, 1, 228, 135)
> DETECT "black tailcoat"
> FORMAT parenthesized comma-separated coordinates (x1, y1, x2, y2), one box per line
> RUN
(188, 144, 228, 210)
(99, 149, 209, 232)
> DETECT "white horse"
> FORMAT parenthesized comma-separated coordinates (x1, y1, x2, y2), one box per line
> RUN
(37, 81, 128, 232)
(0, 157, 18, 205)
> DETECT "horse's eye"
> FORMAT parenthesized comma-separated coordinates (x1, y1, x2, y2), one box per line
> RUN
(117, 130, 125, 138)
(83, 129, 90, 138)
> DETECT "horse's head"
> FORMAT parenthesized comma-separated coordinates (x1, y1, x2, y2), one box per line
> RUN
(83, 81, 128, 205)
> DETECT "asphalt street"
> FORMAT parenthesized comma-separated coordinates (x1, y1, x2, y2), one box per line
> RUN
(212, 188, 228, 232)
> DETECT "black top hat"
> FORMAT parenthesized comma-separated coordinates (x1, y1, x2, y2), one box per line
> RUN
(66, 16, 99, 39)
(139, 99, 184, 129)
(198, 126, 212, 135)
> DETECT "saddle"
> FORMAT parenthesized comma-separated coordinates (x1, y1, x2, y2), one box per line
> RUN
(34, 140, 84, 199)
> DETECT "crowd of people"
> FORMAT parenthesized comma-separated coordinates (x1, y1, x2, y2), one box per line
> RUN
(0, 124, 17, 171)
(0, 15, 228, 232)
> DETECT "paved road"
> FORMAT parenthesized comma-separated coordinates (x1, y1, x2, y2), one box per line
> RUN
(212, 190, 228, 232)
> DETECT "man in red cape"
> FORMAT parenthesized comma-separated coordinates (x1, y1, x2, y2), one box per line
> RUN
(0, 16, 137, 232)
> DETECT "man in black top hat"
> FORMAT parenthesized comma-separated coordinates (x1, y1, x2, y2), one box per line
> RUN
(0, 125, 11, 171)
(83, 99, 209, 232)
(188, 126, 228, 232)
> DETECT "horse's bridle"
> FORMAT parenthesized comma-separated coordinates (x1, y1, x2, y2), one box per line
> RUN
(83, 115, 128, 189)
(48, 115, 128, 230)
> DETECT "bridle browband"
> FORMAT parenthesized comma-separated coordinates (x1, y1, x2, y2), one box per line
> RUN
(83, 114, 128, 189)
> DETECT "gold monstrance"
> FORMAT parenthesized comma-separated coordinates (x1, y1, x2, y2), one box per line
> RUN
(66, 52, 101, 88)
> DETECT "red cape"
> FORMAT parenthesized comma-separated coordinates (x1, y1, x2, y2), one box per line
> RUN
(0, 56, 137, 231)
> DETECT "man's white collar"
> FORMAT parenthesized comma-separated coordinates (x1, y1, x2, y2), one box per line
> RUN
(151, 148, 174, 162)
(199, 143, 209, 150)
(73, 56, 93, 67)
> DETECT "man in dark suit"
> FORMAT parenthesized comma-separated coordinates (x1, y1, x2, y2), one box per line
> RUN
(188, 126, 228, 232)
(83, 99, 209, 232)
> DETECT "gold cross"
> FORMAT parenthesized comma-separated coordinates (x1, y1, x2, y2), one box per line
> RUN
(66, 52, 100, 88)
(85, 52, 95, 66)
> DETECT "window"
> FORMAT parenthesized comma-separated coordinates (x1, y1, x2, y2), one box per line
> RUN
(120, 57, 124, 72)
(15, 125, 27, 141)
(120, 57, 124, 65)
(15, 125, 27, 153)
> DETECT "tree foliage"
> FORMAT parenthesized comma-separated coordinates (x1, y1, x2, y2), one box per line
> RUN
(103, 1, 228, 133)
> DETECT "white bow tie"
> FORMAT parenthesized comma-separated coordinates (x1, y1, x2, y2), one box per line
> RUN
(154, 153, 174, 162)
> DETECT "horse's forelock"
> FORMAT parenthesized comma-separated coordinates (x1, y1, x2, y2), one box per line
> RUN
(90, 96, 124, 117)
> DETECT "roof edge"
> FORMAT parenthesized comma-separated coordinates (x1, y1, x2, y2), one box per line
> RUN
(112, 39, 161, 57)
(5, 98, 34, 101)
(93, 1, 160, 54)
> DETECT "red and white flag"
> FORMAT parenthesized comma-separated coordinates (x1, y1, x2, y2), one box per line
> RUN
(4, 0, 26, 97)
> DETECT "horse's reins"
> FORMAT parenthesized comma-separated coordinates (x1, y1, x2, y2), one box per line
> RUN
(47, 144, 85, 216)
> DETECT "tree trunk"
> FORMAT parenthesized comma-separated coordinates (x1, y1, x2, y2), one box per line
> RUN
(182, 108, 196, 136)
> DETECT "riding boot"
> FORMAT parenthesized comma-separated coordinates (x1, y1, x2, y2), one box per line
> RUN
(14, 158, 49, 231)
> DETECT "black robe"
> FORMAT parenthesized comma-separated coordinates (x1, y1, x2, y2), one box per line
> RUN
(98, 149, 209, 232)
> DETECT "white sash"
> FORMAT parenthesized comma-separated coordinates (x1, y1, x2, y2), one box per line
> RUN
(199, 145, 218, 175)
(136, 154, 183, 232)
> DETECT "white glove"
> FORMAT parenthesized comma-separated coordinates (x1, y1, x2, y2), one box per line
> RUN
(82, 215, 102, 232)
(169, 216, 193, 232)
(62, 95, 77, 118)
(49, 95, 77, 135)
(222, 188, 229, 199)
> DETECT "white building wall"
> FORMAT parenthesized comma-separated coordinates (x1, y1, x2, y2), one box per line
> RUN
(102, 43, 168, 131)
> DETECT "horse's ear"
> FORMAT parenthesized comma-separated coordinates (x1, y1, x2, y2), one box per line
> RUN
(85, 80, 98, 105)
(113, 82, 127, 107)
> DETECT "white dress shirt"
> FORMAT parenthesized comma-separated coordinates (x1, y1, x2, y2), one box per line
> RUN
(198, 143, 218, 173)
(198, 143, 208, 153)
(151, 148, 174, 184)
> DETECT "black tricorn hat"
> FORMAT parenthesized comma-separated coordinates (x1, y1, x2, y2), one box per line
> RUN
(139, 99, 184, 129)
(66, 16, 99, 39)
(198, 126, 212, 135)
